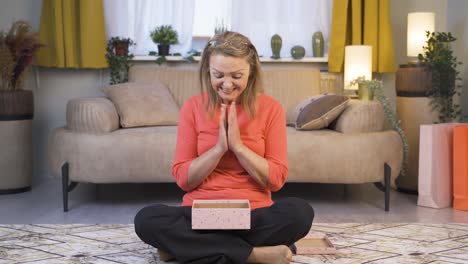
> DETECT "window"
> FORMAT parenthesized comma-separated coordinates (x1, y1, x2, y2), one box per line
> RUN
(104, 0, 332, 58)
(193, 0, 231, 38)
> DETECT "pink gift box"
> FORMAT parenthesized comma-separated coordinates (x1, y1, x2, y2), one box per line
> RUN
(191, 200, 250, 230)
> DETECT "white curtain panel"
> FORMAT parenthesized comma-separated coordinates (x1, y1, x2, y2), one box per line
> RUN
(230, 0, 331, 58)
(104, 0, 195, 55)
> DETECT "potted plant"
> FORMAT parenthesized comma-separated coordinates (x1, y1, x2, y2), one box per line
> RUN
(351, 77, 409, 177)
(110, 37, 135, 57)
(0, 20, 44, 193)
(105, 37, 136, 85)
(418, 31, 463, 123)
(150, 25, 179, 56)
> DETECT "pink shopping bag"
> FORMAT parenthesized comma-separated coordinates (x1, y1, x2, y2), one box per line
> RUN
(417, 123, 458, 208)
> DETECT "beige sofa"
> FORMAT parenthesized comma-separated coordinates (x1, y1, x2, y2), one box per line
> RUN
(48, 65, 402, 212)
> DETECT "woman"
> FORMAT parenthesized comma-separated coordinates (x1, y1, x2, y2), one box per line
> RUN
(134, 31, 314, 264)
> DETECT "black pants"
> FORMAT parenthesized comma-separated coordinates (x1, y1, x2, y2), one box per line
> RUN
(134, 197, 314, 264)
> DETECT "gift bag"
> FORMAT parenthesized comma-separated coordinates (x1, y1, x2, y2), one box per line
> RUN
(417, 123, 458, 208)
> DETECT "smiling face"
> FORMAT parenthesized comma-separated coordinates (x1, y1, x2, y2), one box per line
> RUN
(209, 54, 250, 104)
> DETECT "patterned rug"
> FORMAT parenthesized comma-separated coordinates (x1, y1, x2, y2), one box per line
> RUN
(1, 223, 468, 263)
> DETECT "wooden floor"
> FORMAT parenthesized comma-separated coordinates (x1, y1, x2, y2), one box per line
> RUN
(1, 178, 467, 224)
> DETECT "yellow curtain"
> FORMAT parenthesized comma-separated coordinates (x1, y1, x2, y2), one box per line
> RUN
(328, 0, 395, 73)
(36, 0, 107, 68)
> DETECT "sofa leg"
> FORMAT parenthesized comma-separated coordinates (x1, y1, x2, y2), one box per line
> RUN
(373, 163, 391, 212)
(62, 162, 78, 212)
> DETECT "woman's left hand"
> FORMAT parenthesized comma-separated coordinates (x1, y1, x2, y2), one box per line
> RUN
(227, 101, 244, 153)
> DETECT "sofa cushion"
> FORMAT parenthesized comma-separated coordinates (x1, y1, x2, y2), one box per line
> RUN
(287, 94, 349, 130)
(331, 99, 385, 133)
(102, 82, 179, 128)
(66, 97, 119, 133)
(262, 69, 321, 124)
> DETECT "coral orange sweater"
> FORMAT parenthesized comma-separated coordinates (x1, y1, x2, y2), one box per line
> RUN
(172, 93, 288, 210)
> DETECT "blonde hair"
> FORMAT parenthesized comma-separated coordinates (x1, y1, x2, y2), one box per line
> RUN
(199, 31, 263, 118)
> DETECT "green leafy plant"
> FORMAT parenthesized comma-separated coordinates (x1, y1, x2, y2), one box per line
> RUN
(185, 49, 201, 63)
(418, 31, 463, 122)
(351, 77, 409, 177)
(150, 25, 179, 45)
(0, 20, 44, 91)
(105, 37, 135, 85)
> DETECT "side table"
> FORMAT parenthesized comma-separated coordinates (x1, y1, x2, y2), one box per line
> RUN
(396, 97, 437, 192)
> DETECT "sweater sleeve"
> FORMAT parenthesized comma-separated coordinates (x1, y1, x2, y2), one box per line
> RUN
(171, 99, 198, 191)
(265, 101, 288, 191)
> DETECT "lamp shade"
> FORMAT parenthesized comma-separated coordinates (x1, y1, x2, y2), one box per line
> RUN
(344, 45, 372, 90)
(407, 12, 435, 57)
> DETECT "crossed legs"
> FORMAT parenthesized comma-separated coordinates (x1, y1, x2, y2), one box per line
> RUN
(134, 197, 314, 264)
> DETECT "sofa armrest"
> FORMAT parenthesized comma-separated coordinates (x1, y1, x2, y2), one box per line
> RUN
(331, 99, 385, 133)
(66, 97, 119, 133)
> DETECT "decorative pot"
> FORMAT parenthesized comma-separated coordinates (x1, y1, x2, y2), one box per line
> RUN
(158, 44, 170, 56)
(114, 42, 129, 56)
(312, 31, 324, 57)
(0, 90, 33, 194)
(358, 83, 374, 101)
(270, 34, 282, 59)
(291, 45, 305, 59)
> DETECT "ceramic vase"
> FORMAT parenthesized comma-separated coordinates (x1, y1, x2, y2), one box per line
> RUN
(270, 34, 282, 59)
(312, 31, 324, 57)
(291, 45, 305, 59)
(358, 83, 374, 100)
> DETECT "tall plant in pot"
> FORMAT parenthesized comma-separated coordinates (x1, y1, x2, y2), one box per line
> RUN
(418, 31, 463, 122)
(0, 20, 43, 119)
(150, 25, 179, 56)
(0, 20, 44, 193)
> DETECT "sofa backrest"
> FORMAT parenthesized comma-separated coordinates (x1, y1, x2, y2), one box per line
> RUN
(129, 65, 321, 115)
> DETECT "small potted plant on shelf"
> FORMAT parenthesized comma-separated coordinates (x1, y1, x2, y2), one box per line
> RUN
(105, 37, 136, 85)
(150, 25, 179, 56)
(109, 37, 135, 56)
(418, 31, 463, 123)
(351, 77, 409, 177)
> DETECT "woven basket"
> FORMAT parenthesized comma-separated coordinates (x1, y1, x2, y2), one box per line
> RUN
(0, 90, 34, 120)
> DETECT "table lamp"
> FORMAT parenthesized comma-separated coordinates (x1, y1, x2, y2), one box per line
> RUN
(407, 12, 435, 64)
(396, 12, 435, 96)
(344, 45, 372, 98)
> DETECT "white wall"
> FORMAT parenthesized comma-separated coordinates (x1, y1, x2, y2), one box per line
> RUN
(0, 0, 41, 30)
(1, 0, 467, 185)
(446, 0, 468, 120)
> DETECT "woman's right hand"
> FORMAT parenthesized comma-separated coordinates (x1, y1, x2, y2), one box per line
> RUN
(215, 103, 228, 154)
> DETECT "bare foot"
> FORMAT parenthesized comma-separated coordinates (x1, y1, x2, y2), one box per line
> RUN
(157, 249, 175, 262)
(247, 245, 292, 264)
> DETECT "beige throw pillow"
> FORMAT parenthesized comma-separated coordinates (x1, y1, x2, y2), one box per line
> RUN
(102, 82, 179, 128)
(287, 94, 349, 130)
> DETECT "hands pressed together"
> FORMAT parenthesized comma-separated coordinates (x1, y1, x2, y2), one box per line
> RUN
(215, 102, 244, 155)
